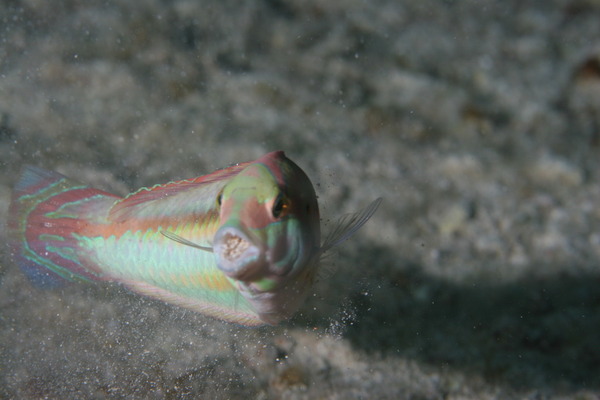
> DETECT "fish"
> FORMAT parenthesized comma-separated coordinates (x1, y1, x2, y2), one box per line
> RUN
(7, 151, 381, 326)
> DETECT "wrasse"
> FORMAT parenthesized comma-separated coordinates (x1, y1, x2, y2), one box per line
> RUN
(8, 151, 381, 326)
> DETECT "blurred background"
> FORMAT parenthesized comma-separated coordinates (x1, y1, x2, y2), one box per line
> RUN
(1, 1, 599, 398)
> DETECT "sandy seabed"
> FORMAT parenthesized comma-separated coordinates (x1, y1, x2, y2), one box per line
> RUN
(1, 1, 600, 399)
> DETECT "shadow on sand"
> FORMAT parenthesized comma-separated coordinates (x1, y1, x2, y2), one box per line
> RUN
(307, 243, 600, 391)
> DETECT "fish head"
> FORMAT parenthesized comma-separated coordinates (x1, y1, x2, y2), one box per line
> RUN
(213, 151, 320, 324)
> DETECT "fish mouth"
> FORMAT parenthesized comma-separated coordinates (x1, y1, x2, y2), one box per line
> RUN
(214, 226, 263, 281)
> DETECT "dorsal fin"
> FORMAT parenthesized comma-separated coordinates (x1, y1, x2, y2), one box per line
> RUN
(108, 162, 249, 222)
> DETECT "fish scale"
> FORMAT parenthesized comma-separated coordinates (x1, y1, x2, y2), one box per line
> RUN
(9, 151, 381, 325)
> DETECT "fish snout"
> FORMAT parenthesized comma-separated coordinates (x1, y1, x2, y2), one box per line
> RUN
(214, 225, 264, 281)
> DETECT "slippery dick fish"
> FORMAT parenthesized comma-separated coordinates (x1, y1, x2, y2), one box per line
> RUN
(8, 151, 380, 326)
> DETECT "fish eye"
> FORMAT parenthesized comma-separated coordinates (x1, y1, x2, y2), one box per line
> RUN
(216, 190, 223, 207)
(272, 193, 289, 219)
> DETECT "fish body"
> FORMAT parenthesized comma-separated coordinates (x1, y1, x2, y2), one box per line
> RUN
(8, 151, 380, 326)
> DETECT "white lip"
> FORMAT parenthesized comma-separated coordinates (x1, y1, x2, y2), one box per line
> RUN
(214, 226, 263, 280)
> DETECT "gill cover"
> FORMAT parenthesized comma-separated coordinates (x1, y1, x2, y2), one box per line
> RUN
(213, 151, 320, 296)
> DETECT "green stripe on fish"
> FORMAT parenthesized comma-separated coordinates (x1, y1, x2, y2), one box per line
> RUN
(8, 151, 381, 326)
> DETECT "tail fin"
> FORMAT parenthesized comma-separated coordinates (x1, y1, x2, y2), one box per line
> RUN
(8, 166, 118, 287)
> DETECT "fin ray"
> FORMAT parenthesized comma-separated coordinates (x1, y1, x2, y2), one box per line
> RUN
(320, 197, 382, 254)
(8, 165, 117, 287)
(108, 163, 248, 223)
